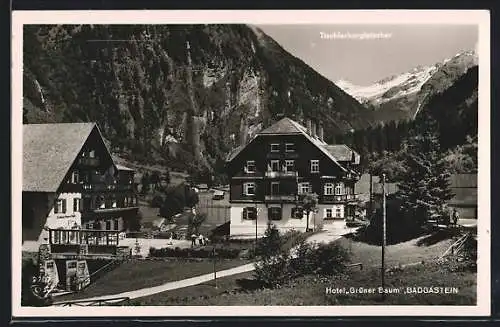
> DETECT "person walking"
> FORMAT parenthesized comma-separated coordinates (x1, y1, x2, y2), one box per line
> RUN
(452, 209, 460, 226)
(191, 233, 197, 247)
(198, 233, 204, 246)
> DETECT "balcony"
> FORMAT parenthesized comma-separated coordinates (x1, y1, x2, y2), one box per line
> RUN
(47, 229, 130, 260)
(82, 183, 134, 192)
(264, 194, 297, 202)
(321, 194, 359, 203)
(78, 157, 100, 166)
(265, 171, 298, 178)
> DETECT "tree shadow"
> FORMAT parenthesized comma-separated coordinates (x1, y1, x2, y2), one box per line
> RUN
(235, 278, 265, 292)
(415, 228, 461, 246)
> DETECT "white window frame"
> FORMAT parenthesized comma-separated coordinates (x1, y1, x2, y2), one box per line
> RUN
(335, 207, 342, 218)
(71, 170, 80, 184)
(245, 160, 256, 173)
(325, 208, 333, 219)
(335, 182, 344, 195)
(73, 198, 81, 212)
(268, 207, 282, 221)
(244, 182, 256, 196)
(291, 207, 304, 219)
(298, 182, 310, 194)
(54, 199, 64, 214)
(270, 160, 280, 172)
(310, 160, 320, 173)
(243, 207, 257, 220)
(285, 143, 295, 152)
(270, 143, 280, 153)
(284, 160, 294, 173)
(324, 183, 334, 195)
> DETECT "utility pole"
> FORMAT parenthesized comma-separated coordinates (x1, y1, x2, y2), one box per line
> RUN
(381, 173, 387, 300)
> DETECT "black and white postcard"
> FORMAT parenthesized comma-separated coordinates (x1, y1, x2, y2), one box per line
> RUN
(11, 9, 491, 317)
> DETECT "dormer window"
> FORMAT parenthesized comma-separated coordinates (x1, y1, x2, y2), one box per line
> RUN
(245, 160, 256, 173)
(270, 143, 280, 153)
(285, 143, 295, 152)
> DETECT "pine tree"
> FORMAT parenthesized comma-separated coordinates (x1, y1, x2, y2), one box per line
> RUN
(396, 114, 454, 226)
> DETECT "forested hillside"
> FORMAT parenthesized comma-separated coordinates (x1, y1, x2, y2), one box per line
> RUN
(23, 24, 373, 181)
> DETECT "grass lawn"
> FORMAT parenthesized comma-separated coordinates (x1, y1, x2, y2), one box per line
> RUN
(130, 262, 475, 306)
(337, 231, 456, 269)
(57, 258, 250, 301)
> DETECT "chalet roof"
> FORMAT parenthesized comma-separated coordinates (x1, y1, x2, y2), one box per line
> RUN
(226, 117, 349, 172)
(258, 117, 305, 135)
(23, 122, 97, 192)
(324, 144, 360, 163)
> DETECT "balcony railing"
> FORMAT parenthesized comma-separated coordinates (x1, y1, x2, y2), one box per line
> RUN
(78, 157, 100, 166)
(264, 194, 297, 202)
(264, 171, 298, 178)
(48, 229, 120, 246)
(321, 194, 358, 203)
(82, 183, 134, 192)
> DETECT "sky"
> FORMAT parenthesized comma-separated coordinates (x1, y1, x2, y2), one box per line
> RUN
(258, 24, 478, 85)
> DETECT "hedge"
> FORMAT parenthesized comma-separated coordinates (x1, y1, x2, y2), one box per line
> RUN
(149, 246, 241, 259)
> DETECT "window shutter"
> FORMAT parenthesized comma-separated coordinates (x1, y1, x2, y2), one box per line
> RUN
(62, 199, 67, 213)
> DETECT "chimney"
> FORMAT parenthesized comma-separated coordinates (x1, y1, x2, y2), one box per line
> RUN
(311, 121, 317, 137)
(318, 124, 324, 141)
(306, 119, 312, 135)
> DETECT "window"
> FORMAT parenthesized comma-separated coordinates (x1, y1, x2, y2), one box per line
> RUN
(246, 160, 256, 173)
(271, 182, 280, 195)
(105, 220, 112, 230)
(270, 160, 280, 172)
(54, 199, 66, 214)
(335, 182, 344, 195)
(325, 208, 333, 219)
(268, 207, 282, 220)
(243, 207, 257, 220)
(335, 207, 342, 218)
(284, 160, 295, 172)
(114, 219, 120, 231)
(73, 198, 81, 212)
(89, 150, 96, 158)
(285, 143, 295, 152)
(298, 182, 310, 194)
(244, 182, 256, 196)
(71, 170, 80, 184)
(291, 207, 303, 219)
(324, 183, 334, 195)
(310, 160, 319, 173)
(270, 143, 280, 152)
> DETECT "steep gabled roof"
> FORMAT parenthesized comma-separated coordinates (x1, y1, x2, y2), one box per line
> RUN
(324, 144, 360, 164)
(259, 117, 305, 135)
(23, 122, 104, 192)
(225, 117, 348, 172)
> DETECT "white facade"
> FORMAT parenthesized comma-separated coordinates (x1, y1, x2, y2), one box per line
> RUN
(230, 203, 347, 237)
(39, 192, 83, 243)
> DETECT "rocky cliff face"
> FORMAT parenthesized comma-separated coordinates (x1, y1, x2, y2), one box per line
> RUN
(23, 24, 372, 174)
(337, 51, 478, 122)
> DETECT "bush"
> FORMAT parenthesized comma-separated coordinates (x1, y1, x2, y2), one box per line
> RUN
(22, 258, 52, 307)
(289, 240, 350, 276)
(253, 251, 292, 288)
(149, 246, 241, 259)
(150, 195, 164, 208)
(255, 223, 283, 258)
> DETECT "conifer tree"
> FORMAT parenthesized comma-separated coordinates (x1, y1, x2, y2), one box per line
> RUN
(396, 113, 454, 226)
